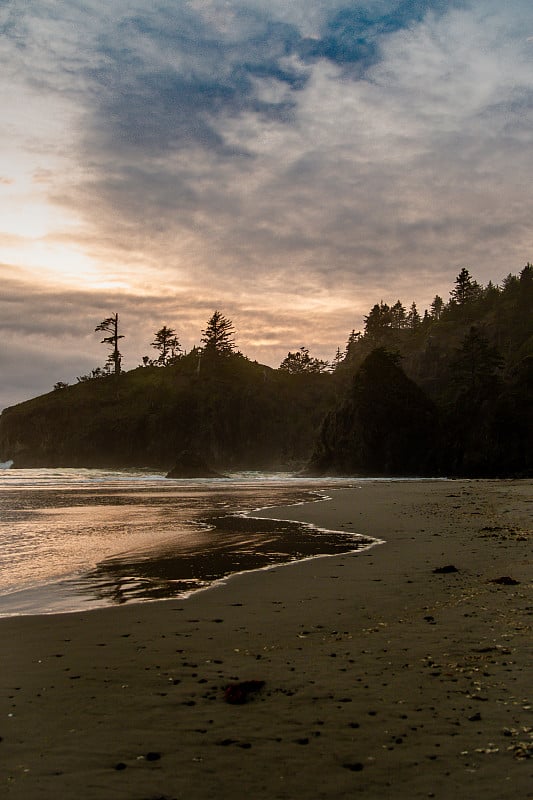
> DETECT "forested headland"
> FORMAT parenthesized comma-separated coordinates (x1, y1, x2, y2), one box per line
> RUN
(0, 264, 531, 477)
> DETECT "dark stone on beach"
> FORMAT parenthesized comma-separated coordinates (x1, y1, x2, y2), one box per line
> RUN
(433, 565, 459, 574)
(468, 713, 482, 721)
(114, 762, 127, 771)
(165, 451, 227, 479)
(145, 751, 161, 761)
(224, 680, 265, 704)
(490, 576, 520, 585)
(343, 762, 364, 772)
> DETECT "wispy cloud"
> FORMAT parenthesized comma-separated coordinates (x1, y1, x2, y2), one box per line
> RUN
(1, 0, 532, 408)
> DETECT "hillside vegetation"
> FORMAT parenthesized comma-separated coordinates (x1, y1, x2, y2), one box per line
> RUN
(0, 352, 334, 470)
(0, 264, 531, 476)
(312, 264, 532, 477)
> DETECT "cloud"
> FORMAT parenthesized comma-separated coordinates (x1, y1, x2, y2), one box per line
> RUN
(299, 1, 463, 73)
(84, 3, 307, 158)
(0, 269, 355, 409)
(1, 1, 533, 407)
(66, 1, 532, 284)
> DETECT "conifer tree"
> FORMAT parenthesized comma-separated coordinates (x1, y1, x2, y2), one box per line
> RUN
(450, 268, 480, 305)
(364, 302, 392, 338)
(390, 300, 407, 330)
(201, 310, 236, 355)
(451, 327, 503, 392)
(407, 302, 421, 329)
(279, 347, 328, 374)
(430, 295, 444, 319)
(95, 313, 124, 375)
(331, 347, 345, 371)
(345, 330, 361, 359)
(151, 325, 181, 365)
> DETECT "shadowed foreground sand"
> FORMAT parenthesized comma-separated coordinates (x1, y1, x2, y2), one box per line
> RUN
(1, 480, 531, 799)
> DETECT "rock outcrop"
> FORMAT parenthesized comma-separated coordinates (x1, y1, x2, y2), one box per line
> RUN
(307, 348, 440, 476)
(165, 451, 227, 479)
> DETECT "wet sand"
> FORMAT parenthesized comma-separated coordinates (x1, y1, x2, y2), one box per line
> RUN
(1, 479, 531, 799)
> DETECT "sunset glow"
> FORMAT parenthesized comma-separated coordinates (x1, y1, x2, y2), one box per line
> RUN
(1, 0, 532, 409)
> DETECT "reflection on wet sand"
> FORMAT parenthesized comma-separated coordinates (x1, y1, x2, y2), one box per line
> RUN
(0, 475, 372, 614)
(70, 508, 373, 604)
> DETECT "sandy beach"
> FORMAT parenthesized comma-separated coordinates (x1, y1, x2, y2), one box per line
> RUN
(1, 479, 531, 799)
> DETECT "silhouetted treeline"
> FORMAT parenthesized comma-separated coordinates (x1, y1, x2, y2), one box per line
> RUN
(311, 264, 533, 477)
(0, 265, 531, 476)
(0, 350, 334, 470)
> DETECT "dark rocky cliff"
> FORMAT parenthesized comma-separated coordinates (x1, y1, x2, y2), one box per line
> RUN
(307, 349, 441, 476)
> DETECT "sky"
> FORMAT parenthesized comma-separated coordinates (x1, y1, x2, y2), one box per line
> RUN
(1, 0, 532, 409)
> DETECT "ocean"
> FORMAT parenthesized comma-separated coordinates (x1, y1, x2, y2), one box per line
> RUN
(0, 468, 375, 617)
